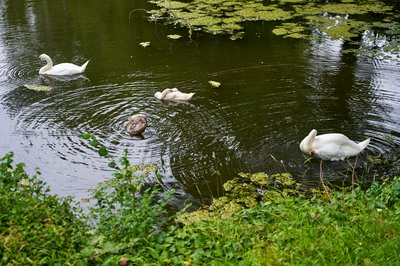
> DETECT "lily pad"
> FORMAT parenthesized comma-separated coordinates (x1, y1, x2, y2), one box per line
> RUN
(208, 80, 221, 88)
(272, 23, 306, 38)
(167, 34, 182, 40)
(23, 84, 52, 91)
(149, 0, 397, 46)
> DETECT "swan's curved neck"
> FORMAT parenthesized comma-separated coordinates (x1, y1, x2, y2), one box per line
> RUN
(39, 55, 53, 74)
(160, 89, 172, 99)
(301, 129, 317, 153)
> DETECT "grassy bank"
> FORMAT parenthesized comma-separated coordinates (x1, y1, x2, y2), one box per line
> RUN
(1, 150, 400, 265)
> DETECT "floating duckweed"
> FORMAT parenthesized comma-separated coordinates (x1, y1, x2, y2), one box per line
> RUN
(294, 4, 323, 17)
(230, 31, 245, 40)
(167, 34, 182, 39)
(257, 9, 293, 21)
(198, 0, 227, 5)
(325, 24, 358, 40)
(384, 136, 395, 142)
(157, 1, 189, 9)
(272, 23, 306, 38)
(322, 3, 392, 15)
(208, 80, 221, 88)
(222, 1, 239, 7)
(221, 22, 243, 31)
(272, 27, 288, 36)
(23, 84, 52, 91)
(278, 0, 307, 3)
(186, 16, 222, 27)
(287, 32, 306, 38)
(206, 24, 228, 34)
(236, 7, 292, 21)
(148, 0, 397, 45)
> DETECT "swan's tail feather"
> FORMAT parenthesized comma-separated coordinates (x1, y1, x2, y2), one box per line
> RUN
(80, 60, 90, 72)
(358, 138, 370, 150)
(187, 93, 195, 100)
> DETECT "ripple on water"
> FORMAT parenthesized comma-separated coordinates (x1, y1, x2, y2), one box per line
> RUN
(2, 54, 400, 199)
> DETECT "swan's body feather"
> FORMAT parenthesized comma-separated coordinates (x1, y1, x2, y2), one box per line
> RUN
(39, 54, 89, 76)
(300, 129, 370, 161)
(154, 88, 194, 101)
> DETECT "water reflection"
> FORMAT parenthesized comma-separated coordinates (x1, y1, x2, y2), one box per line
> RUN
(41, 73, 89, 83)
(0, 0, 399, 203)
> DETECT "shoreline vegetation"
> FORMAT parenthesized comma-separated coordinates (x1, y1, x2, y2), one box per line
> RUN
(1, 135, 400, 265)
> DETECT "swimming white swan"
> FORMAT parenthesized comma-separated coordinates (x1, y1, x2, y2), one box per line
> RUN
(154, 88, 194, 101)
(123, 114, 147, 135)
(39, 54, 89, 76)
(299, 129, 370, 161)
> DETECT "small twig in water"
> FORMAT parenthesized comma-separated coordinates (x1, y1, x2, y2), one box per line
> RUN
(347, 156, 358, 192)
(319, 160, 331, 196)
(129, 9, 148, 22)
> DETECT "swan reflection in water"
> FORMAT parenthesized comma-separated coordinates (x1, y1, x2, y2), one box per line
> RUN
(40, 73, 89, 85)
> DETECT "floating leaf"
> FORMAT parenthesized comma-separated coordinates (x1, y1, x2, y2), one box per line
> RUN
(23, 84, 52, 91)
(167, 34, 182, 40)
(208, 80, 221, 88)
(139, 41, 151, 47)
(98, 147, 109, 157)
(81, 133, 92, 140)
(272, 23, 306, 38)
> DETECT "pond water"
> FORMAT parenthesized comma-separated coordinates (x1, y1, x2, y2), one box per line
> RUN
(0, 0, 399, 204)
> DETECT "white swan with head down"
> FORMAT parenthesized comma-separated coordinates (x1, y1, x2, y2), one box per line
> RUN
(154, 88, 194, 102)
(299, 129, 370, 161)
(39, 54, 89, 76)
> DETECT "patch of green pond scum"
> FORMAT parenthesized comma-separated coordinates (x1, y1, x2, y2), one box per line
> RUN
(148, 0, 397, 41)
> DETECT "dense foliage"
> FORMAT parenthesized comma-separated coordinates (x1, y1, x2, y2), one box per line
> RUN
(1, 144, 400, 265)
(0, 152, 88, 265)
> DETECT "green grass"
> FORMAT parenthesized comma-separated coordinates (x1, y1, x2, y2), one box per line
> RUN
(1, 146, 400, 265)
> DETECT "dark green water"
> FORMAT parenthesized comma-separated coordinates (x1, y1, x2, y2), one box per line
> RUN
(0, 0, 399, 203)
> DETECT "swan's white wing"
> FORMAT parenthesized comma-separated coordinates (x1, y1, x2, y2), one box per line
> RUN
(313, 134, 363, 161)
(45, 63, 82, 76)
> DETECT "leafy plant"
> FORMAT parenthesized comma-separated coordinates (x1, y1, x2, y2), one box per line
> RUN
(0, 152, 88, 265)
(79, 133, 177, 264)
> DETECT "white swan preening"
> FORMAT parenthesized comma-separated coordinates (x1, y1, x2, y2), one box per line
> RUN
(299, 129, 370, 161)
(154, 88, 194, 102)
(123, 114, 147, 135)
(39, 54, 89, 76)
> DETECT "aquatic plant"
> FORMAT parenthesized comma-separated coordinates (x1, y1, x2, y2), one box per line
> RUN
(23, 84, 52, 91)
(147, 0, 399, 44)
(208, 80, 221, 88)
